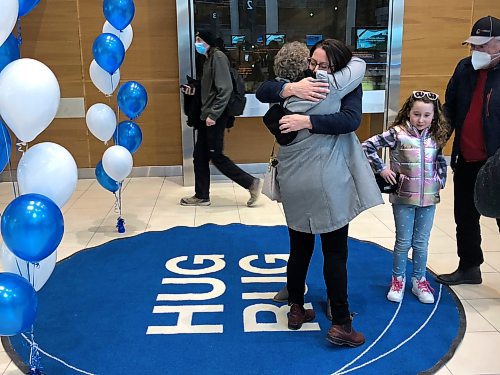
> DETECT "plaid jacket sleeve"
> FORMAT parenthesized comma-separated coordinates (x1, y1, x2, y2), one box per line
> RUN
(362, 128, 397, 173)
(436, 149, 448, 188)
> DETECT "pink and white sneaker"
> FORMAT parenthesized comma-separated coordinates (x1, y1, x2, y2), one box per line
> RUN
(411, 276, 435, 304)
(387, 275, 405, 303)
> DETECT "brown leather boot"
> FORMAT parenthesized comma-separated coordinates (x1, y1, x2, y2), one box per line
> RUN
(326, 317, 365, 347)
(287, 303, 315, 330)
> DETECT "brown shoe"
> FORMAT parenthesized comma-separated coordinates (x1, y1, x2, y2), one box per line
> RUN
(326, 318, 365, 347)
(287, 304, 315, 330)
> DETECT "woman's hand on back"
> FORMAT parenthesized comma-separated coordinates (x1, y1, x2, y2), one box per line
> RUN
(279, 114, 312, 132)
(283, 77, 329, 101)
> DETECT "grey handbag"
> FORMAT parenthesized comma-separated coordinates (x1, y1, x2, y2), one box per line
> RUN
(262, 143, 281, 202)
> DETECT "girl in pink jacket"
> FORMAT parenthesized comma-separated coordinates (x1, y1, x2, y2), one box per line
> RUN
(362, 91, 450, 304)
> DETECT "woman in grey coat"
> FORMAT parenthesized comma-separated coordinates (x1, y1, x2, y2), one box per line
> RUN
(257, 40, 382, 347)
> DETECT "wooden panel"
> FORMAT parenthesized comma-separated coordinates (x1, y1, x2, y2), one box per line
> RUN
(78, 0, 179, 82)
(224, 117, 275, 163)
(401, 0, 472, 77)
(17, 0, 183, 168)
(84, 79, 183, 167)
(399, 75, 451, 102)
(472, 0, 500, 22)
(355, 113, 385, 143)
(20, 0, 84, 98)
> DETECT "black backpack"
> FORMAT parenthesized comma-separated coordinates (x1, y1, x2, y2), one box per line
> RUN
(225, 67, 247, 117)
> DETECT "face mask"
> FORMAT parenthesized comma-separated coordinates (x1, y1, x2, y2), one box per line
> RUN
(303, 69, 315, 78)
(471, 50, 500, 70)
(195, 42, 207, 55)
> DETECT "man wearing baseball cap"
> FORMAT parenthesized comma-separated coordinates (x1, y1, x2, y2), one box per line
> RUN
(436, 16, 500, 286)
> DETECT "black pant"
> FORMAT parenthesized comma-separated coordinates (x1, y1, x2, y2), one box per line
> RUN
(287, 225, 350, 325)
(193, 114, 255, 199)
(454, 158, 500, 269)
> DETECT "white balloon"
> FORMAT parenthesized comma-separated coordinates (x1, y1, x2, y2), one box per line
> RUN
(0, 242, 56, 292)
(102, 145, 133, 182)
(86, 103, 117, 142)
(102, 21, 133, 51)
(89, 60, 120, 96)
(0, 58, 61, 143)
(17, 142, 78, 208)
(0, 0, 18, 46)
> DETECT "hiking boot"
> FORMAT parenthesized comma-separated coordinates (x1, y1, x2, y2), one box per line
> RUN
(247, 178, 263, 207)
(180, 195, 211, 206)
(436, 266, 482, 286)
(273, 286, 288, 303)
(411, 276, 435, 304)
(326, 317, 365, 347)
(287, 304, 315, 330)
(387, 275, 405, 303)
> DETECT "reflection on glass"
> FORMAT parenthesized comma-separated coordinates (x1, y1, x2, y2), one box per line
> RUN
(193, 0, 389, 93)
(355, 28, 388, 50)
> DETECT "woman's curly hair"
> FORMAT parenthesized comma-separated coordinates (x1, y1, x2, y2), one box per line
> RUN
(273, 41, 310, 82)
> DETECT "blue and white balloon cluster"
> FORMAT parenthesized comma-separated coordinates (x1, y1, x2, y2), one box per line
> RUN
(87, 0, 147, 233)
(0, 0, 80, 340)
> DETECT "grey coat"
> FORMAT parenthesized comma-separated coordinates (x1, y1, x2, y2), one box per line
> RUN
(277, 57, 383, 233)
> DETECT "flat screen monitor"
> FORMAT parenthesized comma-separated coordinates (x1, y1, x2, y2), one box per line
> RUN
(355, 28, 388, 51)
(265, 33, 286, 46)
(231, 35, 246, 45)
(306, 34, 323, 46)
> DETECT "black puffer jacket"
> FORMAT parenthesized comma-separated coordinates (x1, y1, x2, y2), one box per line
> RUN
(444, 57, 500, 168)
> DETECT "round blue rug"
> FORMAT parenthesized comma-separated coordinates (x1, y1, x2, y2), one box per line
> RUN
(4, 224, 464, 374)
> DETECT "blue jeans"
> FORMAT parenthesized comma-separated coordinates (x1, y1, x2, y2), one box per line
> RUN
(392, 204, 436, 279)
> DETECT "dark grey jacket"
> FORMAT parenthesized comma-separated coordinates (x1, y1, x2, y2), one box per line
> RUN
(200, 48, 232, 121)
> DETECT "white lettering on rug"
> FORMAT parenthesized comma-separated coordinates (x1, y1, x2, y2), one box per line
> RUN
(240, 254, 320, 333)
(147, 253, 319, 335)
(146, 305, 224, 334)
(147, 255, 226, 335)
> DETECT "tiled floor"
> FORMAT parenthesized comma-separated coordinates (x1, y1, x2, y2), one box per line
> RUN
(1, 170, 499, 374)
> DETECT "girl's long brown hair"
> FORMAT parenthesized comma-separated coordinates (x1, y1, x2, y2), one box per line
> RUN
(391, 92, 450, 148)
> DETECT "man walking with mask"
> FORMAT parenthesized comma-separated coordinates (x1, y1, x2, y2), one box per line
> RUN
(180, 31, 262, 207)
(437, 16, 500, 286)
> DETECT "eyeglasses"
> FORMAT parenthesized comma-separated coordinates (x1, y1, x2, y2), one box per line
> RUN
(307, 58, 331, 70)
(412, 91, 439, 101)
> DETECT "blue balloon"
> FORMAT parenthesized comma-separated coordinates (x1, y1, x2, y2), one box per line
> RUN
(113, 120, 142, 154)
(1, 194, 64, 263)
(18, 0, 41, 17)
(92, 33, 125, 75)
(95, 160, 120, 193)
(0, 121, 12, 173)
(117, 81, 148, 119)
(103, 0, 135, 31)
(0, 33, 20, 73)
(0, 273, 38, 336)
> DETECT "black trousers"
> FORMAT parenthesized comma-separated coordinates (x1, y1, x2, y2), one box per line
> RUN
(454, 157, 500, 269)
(287, 225, 350, 325)
(193, 114, 255, 199)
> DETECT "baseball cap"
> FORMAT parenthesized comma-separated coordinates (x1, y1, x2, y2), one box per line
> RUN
(463, 15, 500, 45)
